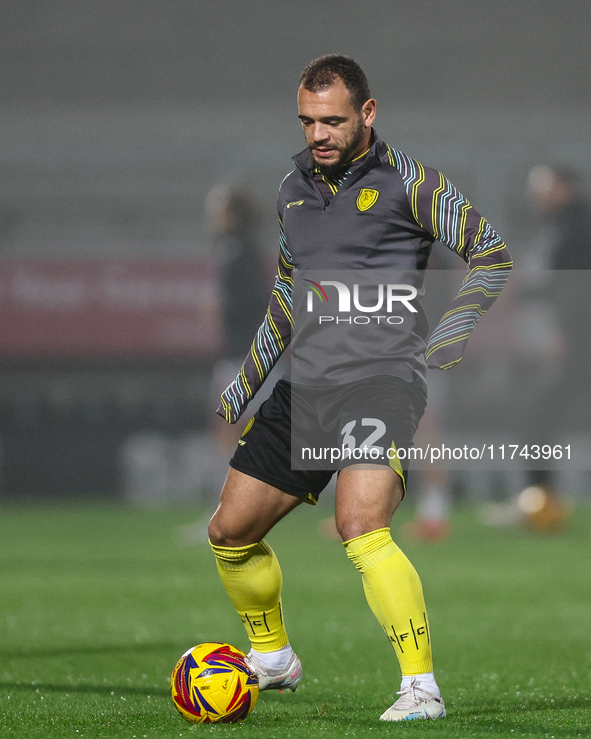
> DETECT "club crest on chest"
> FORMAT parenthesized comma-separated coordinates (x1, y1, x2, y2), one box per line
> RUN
(356, 188, 379, 211)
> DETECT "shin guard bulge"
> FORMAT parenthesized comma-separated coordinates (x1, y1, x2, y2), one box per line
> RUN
(345, 528, 433, 675)
(210, 539, 289, 652)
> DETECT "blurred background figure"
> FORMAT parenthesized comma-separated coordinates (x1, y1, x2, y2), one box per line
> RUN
(515, 165, 591, 523)
(526, 164, 591, 270)
(403, 246, 459, 543)
(405, 355, 453, 544)
(204, 184, 270, 496)
(206, 184, 269, 370)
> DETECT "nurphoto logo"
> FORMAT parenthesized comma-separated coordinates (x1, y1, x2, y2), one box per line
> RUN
(304, 279, 417, 325)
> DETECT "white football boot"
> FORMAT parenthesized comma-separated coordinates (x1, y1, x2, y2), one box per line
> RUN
(246, 649, 303, 691)
(380, 677, 446, 721)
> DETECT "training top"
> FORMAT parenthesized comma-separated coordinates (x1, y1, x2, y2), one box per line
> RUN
(218, 133, 512, 423)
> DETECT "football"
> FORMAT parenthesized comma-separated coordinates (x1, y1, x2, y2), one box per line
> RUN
(170, 642, 259, 724)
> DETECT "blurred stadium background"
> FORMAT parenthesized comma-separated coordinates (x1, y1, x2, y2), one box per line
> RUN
(1, 0, 590, 504)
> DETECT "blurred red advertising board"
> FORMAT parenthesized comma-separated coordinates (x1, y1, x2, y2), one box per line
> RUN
(0, 259, 220, 358)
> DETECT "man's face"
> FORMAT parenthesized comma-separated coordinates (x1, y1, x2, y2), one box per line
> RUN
(527, 165, 572, 217)
(297, 78, 376, 177)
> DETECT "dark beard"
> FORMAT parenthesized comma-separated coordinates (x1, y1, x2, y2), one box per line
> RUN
(313, 119, 366, 178)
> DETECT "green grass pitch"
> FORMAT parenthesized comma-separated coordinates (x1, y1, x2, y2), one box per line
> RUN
(0, 499, 590, 738)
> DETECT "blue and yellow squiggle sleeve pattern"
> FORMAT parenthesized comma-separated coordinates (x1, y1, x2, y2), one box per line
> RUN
(217, 218, 293, 423)
(390, 147, 513, 369)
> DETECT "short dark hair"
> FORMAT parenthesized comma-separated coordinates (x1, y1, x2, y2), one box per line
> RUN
(299, 55, 371, 112)
(549, 164, 581, 189)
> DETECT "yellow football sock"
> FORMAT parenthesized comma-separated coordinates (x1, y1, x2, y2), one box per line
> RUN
(344, 528, 433, 675)
(210, 539, 289, 653)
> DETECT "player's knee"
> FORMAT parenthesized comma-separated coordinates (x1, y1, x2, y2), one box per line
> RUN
(207, 511, 234, 547)
(336, 507, 398, 542)
(207, 512, 258, 548)
(336, 519, 375, 543)
(207, 517, 225, 547)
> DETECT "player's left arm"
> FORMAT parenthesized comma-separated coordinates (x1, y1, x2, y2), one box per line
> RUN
(400, 158, 513, 369)
(217, 217, 293, 423)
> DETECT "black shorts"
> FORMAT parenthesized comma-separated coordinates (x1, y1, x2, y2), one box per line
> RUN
(229, 377, 426, 503)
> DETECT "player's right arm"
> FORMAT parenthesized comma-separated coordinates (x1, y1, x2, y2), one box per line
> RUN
(217, 218, 293, 423)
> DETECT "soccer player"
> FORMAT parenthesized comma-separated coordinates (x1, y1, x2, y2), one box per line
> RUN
(208, 55, 512, 721)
